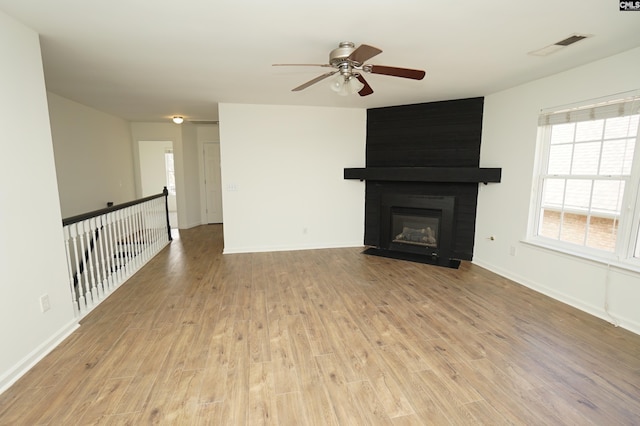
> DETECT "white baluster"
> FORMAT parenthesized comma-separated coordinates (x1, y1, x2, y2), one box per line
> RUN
(151, 198, 159, 250)
(156, 197, 164, 247)
(157, 197, 164, 246)
(64, 225, 80, 317)
(131, 206, 140, 265)
(139, 204, 148, 261)
(139, 201, 148, 259)
(132, 205, 141, 267)
(120, 208, 128, 277)
(89, 217, 104, 299)
(74, 222, 88, 313)
(104, 212, 116, 288)
(112, 209, 119, 278)
(138, 205, 148, 263)
(113, 209, 124, 284)
(160, 197, 166, 244)
(82, 219, 97, 306)
(76, 221, 89, 310)
(149, 198, 157, 251)
(97, 215, 109, 294)
(122, 207, 132, 277)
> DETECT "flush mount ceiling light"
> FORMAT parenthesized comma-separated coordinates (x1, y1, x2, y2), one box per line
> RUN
(172, 116, 184, 124)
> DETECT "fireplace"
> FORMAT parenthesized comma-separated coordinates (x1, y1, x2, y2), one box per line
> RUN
(343, 97, 501, 268)
(369, 193, 458, 267)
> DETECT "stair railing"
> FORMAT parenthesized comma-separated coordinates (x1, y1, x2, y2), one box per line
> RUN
(62, 188, 172, 318)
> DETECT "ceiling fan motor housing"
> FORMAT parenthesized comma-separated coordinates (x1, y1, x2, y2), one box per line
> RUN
(329, 41, 358, 67)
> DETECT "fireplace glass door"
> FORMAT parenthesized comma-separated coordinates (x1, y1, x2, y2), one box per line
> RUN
(391, 210, 440, 249)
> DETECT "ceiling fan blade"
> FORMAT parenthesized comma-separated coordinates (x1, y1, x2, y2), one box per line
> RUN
(272, 63, 332, 67)
(356, 74, 373, 96)
(369, 65, 426, 80)
(292, 71, 338, 91)
(348, 44, 382, 64)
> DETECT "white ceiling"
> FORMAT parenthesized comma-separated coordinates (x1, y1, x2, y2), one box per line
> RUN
(1, 1, 639, 122)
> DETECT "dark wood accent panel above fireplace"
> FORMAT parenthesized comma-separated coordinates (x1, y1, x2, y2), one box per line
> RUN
(347, 97, 500, 266)
(366, 97, 485, 168)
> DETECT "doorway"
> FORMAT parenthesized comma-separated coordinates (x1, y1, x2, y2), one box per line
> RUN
(138, 140, 178, 227)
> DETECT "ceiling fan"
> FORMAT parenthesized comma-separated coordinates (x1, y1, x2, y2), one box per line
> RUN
(273, 41, 426, 96)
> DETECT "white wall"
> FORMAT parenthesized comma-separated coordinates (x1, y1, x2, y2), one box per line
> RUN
(138, 140, 177, 214)
(48, 92, 136, 218)
(475, 47, 640, 334)
(0, 11, 77, 392)
(219, 103, 366, 253)
(131, 122, 202, 229)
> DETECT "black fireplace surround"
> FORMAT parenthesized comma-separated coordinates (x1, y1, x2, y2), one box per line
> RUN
(344, 97, 501, 268)
(381, 193, 456, 267)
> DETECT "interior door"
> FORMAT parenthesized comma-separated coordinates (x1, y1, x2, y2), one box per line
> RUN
(204, 142, 223, 223)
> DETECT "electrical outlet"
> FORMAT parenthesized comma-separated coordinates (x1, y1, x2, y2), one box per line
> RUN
(40, 294, 51, 312)
(509, 245, 517, 256)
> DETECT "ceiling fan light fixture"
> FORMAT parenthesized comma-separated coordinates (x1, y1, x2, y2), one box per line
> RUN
(172, 116, 184, 124)
(329, 76, 344, 93)
(330, 74, 364, 96)
(346, 75, 364, 95)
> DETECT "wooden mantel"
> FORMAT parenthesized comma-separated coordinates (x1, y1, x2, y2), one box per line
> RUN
(343, 167, 502, 184)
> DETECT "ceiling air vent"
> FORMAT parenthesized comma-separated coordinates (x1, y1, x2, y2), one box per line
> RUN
(554, 34, 588, 46)
(188, 120, 219, 125)
(528, 33, 592, 56)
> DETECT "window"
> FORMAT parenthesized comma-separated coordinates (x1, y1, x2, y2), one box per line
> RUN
(530, 91, 640, 266)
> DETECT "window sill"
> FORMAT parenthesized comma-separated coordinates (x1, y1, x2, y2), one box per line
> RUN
(522, 238, 640, 275)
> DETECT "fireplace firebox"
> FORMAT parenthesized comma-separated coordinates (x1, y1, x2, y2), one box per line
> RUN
(391, 209, 440, 249)
(365, 193, 458, 267)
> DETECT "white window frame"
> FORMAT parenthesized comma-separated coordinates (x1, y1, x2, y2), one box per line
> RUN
(527, 90, 640, 270)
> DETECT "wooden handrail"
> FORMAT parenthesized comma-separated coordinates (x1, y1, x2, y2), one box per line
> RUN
(62, 187, 170, 226)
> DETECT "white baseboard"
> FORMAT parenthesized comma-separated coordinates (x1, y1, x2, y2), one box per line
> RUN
(472, 258, 640, 337)
(223, 242, 363, 255)
(176, 221, 205, 230)
(0, 319, 79, 394)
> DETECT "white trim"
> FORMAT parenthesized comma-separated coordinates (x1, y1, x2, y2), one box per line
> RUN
(179, 220, 205, 230)
(531, 103, 640, 262)
(523, 237, 640, 273)
(223, 243, 364, 255)
(0, 320, 80, 394)
(472, 257, 640, 336)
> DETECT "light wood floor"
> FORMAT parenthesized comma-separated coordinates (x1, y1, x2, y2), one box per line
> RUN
(1, 224, 640, 425)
